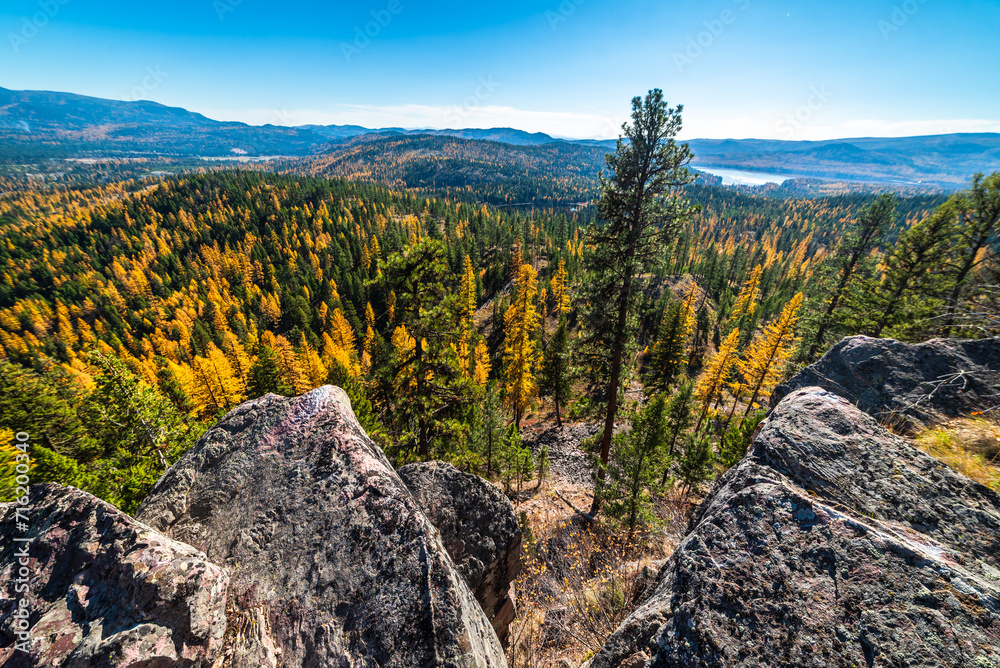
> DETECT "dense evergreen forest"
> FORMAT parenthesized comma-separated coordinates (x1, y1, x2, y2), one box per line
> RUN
(0, 95, 997, 524)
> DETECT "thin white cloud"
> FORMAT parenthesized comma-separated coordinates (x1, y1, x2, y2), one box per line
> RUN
(195, 103, 1000, 142)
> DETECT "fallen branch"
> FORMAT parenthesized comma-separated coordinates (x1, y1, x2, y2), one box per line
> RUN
(554, 489, 596, 524)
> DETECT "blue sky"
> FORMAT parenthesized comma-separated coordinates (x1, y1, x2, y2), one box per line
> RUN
(2, 0, 998, 140)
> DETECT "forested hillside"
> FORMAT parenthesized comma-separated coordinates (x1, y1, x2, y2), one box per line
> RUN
(1, 147, 994, 520)
(299, 133, 608, 207)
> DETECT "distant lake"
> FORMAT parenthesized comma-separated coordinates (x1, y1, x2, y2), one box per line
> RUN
(694, 166, 802, 186)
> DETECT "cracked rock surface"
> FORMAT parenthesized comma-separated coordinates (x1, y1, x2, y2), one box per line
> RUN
(137, 385, 507, 668)
(0, 483, 229, 667)
(399, 461, 522, 646)
(773, 335, 1000, 433)
(592, 387, 1000, 668)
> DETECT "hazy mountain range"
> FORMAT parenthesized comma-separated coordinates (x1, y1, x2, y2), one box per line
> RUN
(2, 86, 998, 189)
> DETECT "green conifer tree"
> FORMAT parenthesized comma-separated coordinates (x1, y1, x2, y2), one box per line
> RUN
(605, 393, 670, 534)
(540, 315, 572, 427)
(581, 89, 696, 516)
(677, 426, 715, 499)
(248, 345, 293, 397)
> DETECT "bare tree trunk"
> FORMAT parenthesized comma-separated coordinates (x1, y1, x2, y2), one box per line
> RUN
(416, 341, 428, 458)
(590, 270, 632, 516)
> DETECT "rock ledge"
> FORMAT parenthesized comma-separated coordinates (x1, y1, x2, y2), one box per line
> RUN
(592, 387, 1000, 668)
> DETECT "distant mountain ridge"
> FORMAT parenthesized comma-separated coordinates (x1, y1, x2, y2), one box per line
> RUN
(298, 124, 582, 146)
(0, 87, 218, 130)
(686, 134, 1000, 187)
(0, 87, 331, 160)
(1, 86, 998, 188)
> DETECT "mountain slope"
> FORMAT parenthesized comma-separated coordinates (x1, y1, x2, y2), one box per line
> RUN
(1, 86, 998, 189)
(0, 87, 218, 131)
(688, 134, 1000, 187)
(0, 86, 333, 159)
(299, 133, 608, 205)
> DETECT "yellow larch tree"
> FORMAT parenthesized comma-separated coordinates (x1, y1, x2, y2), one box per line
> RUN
(788, 234, 812, 280)
(472, 338, 491, 387)
(456, 256, 481, 379)
(390, 325, 417, 390)
(460, 255, 477, 327)
(327, 308, 359, 376)
(189, 343, 244, 418)
(330, 308, 357, 351)
(361, 324, 376, 375)
(361, 241, 372, 272)
(221, 331, 252, 394)
(321, 331, 356, 379)
(730, 264, 763, 324)
(299, 334, 329, 388)
(54, 301, 78, 350)
(735, 293, 804, 420)
(502, 263, 541, 428)
(261, 293, 282, 326)
(456, 336, 470, 378)
(681, 282, 699, 336)
(263, 331, 310, 395)
(550, 257, 570, 316)
(387, 290, 397, 323)
(695, 328, 741, 429)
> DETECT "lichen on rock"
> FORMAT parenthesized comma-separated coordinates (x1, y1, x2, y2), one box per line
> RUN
(592, 387, 1000, 668)
(0, 483, 229, 667)
(136, 385, 508, 668)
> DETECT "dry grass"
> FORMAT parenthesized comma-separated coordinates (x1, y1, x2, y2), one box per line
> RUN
(914, 417, 1000, 491)
(506, 482, 689, 668)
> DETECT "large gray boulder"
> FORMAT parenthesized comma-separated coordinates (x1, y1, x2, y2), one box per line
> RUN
(136, 386, 507, 668)
(398, 461, 522, 645)
(592, 388, 1000, 668)
(0, 483, 229, 667)
(773, 336, 1000, 433)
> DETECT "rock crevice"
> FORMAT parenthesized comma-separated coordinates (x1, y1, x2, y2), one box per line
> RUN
(399, 461, 523, 646)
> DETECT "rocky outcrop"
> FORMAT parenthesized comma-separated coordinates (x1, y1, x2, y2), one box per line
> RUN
(136, 386, 507, 668)
(399, 461, 523, 645)
(592, 387, 1000, 668)
(773, 336, 1000, 433)
(0, 483, 229, 667)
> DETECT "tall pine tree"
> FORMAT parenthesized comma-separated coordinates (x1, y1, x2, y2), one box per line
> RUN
(582, 89, 696, 516)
